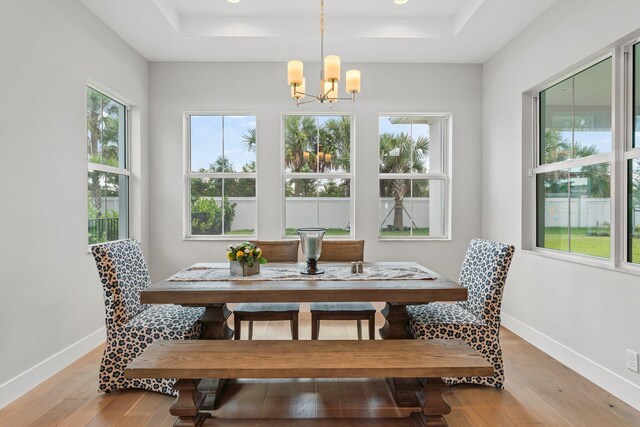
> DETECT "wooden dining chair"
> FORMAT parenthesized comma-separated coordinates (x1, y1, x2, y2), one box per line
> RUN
(310, 240, 376, 340)
(233, 240, 300, 340)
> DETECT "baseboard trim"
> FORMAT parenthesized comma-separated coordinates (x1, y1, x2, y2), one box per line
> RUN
(502, 313, 640, 411)
(0, 327, 105, 409)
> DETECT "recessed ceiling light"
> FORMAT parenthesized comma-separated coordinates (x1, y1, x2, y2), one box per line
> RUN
(394, 0, 408, 4)
(228, 0, 240, 3)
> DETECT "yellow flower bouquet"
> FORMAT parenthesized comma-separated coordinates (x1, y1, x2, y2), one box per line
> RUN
(227, 242, 267, 276)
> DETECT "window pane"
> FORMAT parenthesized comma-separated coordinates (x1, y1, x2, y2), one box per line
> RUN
(540, 58, 612, 164)
(88, 170, 128, 244)
(573, 59, 612, 158)
(570, 164, 611, 258)
(190, 116, 222, 172)
(224, 178, 256, 235)
(379, 116, 412, 173)
(379, 178, 411, 237)
(540, 77, 573, 164)
(635, 43, 640, 148)
(536, 164, 610, 258)
(413, 180, 446, 238)
(318, 179, 351, 236)
(629, 159, 640, 263)
(190, 178, 223, 235)
(285, 179, 318, 236)
(537, 170, 570, 251)
(284, 115, 318, 173)
(318, 116, 351, 173)
(224, 116, 256, 173)
(411, 122, 430, 173)
(87, 87, 126, 169)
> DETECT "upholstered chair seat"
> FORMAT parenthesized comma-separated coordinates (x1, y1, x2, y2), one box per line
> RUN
(408, 239, 514, 389)
(92, 239, 203, 396)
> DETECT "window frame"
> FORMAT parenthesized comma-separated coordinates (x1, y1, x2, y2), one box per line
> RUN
(377, 113, 452, 241)
(528, 42, 640, 275)
(183, 112, 258, 240)
(624, 38, 640, 268)
(87, 84, 131, 246)
(280, 112, 355, 240)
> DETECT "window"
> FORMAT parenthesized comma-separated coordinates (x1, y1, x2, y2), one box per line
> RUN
(87, 87, 129, 245)
(628, 43, 640, 264)
(378, 115, 449, 239)
(186, 115, 257, 238)
(535, 58, 613, 259)
(282, 114, 352, 237)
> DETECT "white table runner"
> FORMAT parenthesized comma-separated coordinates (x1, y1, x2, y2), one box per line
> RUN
(168, 262, 436, 282)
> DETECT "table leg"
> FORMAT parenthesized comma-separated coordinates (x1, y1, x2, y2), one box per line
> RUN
(171, 379, 211, 427)
(197, 304, 233, 410)
(410, 377, 451, 426)
(380, 302, 422, 408)
(199, 304, 234, 340)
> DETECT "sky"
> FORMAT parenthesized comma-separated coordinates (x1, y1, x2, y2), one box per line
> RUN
(190, 115, 256, 172)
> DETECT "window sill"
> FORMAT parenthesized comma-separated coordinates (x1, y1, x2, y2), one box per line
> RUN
(523, 248, 640, 277)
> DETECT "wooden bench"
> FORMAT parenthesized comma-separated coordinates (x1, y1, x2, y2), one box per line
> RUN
(125, 339, 493, 427)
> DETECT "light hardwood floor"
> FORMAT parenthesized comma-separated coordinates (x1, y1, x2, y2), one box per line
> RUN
(1, 310, 639, 426)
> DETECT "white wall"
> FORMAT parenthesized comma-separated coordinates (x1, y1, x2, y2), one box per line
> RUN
(482, 0, 640, 409)
(148, 62, 482, 281)
(0, 0, 148, 408)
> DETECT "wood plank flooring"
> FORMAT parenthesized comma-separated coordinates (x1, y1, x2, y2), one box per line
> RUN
(1, 309, 639, 426)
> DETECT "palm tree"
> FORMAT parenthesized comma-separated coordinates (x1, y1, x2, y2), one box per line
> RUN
(318, 116, 351, 195)
(284, 116, 318, 195)
(242, 128, 256, 153)
(379, 131, 429, 230)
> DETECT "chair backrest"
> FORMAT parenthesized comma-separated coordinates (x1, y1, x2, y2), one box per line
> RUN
(458, 239, 515, 329)
(91, 239, 151, 327)
(251, 240, 299, 262)
(319, 240, 365, 262)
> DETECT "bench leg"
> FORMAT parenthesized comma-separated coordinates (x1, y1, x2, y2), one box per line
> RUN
(410, 377, 451, 426)
(248, 321, 254, 340)
(380, 302, 421, 407)
(171, 379, 210, 427)
(291, 312, 299, 340)
(368, 313, 376, 340)
(357, 320, 363, 340)
(234, 317, 241, 340)
(311, 313, 319, 340)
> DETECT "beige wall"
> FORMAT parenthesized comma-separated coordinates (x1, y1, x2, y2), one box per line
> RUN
(148, 62, 483, 282)
(0, 0, 149, 407)
(482, 0, 640, 410)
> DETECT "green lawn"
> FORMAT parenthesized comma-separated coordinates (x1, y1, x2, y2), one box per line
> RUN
(226, 229, 256, 235)
(541, 227, 640, 262)
(285, 228, 351, 236)
(379, 227, 430, 237)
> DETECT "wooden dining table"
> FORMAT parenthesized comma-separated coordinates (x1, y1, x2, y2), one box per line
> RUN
(140, 262, 467, 408)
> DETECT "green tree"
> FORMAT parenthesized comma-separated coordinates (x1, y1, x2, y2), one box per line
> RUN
(191, 197, 236, 235)
(284, 116, 318, 197)
(242, 127, 256, 153)
(319, 116, 351, 173)
(87, 88, 122, 217)
(543, 129, 609, 198)
(379, 131, 429, 230)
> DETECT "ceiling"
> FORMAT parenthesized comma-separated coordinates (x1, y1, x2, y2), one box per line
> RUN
(80, 0, 558, 63)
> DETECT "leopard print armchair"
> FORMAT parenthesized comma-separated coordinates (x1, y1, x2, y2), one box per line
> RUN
(408, 239, 515, 389)
(92, 239, 204, 395)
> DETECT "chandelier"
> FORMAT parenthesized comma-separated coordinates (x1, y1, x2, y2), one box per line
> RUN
(287, 0, 361, 107)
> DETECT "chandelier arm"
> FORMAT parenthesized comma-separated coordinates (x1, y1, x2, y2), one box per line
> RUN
(297, 98, 321, 106)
